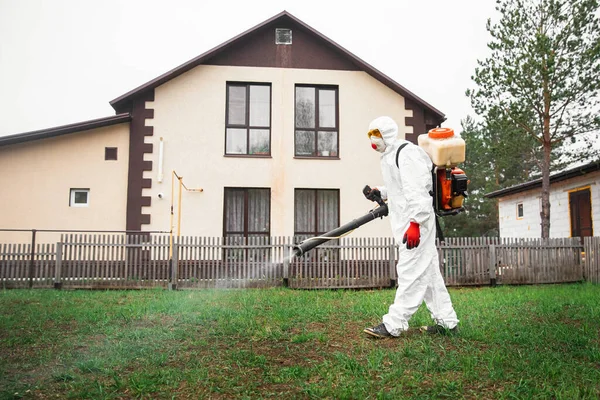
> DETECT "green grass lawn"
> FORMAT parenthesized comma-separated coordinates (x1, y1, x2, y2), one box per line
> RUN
(1, 283, 599, 399)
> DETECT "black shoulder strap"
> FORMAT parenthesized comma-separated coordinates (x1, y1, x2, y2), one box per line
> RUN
(395, 142, 444, 241)
(435, 215, 445, 243)
(395, 143, 409, 168)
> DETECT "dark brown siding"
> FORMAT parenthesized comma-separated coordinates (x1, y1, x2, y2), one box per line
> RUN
(404, 99, 423, 144)
(206, 19, 360, 71)
(126, 90, 155, 231)
(404, 99, 443, 144)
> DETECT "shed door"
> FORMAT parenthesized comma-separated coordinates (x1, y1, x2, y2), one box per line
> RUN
(569, 188, 593, 238)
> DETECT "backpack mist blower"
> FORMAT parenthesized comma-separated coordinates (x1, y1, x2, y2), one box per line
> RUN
(417, 127, 469, 217)
(291, 127, 469, 257)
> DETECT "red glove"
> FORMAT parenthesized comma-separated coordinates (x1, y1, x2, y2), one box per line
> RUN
(402, 222, 420, 250)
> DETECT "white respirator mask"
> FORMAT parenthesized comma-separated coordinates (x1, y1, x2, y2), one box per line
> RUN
(370, 136, 387, 153)
(368, 128, 387, 153)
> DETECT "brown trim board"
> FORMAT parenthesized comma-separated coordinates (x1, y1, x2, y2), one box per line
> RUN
(404, 99, 445, 145)
(126, 91, 155, 231)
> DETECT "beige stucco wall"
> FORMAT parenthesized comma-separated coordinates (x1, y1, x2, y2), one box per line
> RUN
(144, 65, 415, 239)
(0, 124, 130, 244)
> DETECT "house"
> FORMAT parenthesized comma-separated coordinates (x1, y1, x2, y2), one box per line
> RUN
(0, 11, 445, 245)
(485, 160, 600, 238)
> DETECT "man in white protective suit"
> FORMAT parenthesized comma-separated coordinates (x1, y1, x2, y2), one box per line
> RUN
(363, 116, 459, 338)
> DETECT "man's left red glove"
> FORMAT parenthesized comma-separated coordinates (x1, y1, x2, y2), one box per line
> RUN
(402, 222, 420, 250)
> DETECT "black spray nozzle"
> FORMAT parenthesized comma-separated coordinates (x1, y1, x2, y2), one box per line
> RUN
(291, 202, 388, 257)
(363, 185, 386, 207)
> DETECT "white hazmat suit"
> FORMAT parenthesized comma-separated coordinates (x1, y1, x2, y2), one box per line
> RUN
(368, 116, 458, 337)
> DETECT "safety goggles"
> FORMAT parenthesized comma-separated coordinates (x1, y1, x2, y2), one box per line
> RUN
(367, 129, 382, 138)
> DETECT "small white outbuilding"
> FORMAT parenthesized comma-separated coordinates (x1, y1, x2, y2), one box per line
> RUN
(485, 161, 599, 239)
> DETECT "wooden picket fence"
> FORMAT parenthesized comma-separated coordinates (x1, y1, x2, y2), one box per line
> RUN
(439, 237, 585, 286)
(584, 236, 600, 284)
(176, 236, 289, 289)
(0, 242, 56, 288)
(288, 237, 394, 289)
(0, 235, 598, 290)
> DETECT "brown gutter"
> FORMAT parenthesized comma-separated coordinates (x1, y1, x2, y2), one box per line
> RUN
(485, 161, 600, 199)
(0, 113, 132, 147)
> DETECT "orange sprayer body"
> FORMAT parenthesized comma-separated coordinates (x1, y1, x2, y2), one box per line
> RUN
(435, 167, 468, 213)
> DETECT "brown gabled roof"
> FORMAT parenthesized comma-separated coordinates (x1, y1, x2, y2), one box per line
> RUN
(485, 160, 600, 199)
(0, 113, 131, 147)
(109, 10, 445, 120)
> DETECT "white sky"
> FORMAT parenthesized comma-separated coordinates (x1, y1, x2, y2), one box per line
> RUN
(0, 0, 498, 137)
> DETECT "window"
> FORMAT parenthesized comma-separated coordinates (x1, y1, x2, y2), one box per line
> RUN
(225, 83, 271, 156)
(105, 147, 118, 160)
(517, 203, 524, 219)
(295, 85, 339, 158)
(70, 189, 89, 207)
(294, 189, 339, 261)
(223, 188, 270, 261)
(276, 28, 292, 44)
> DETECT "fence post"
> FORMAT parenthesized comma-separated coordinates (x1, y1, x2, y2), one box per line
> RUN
(389, 241, 396, 288)
(54, 242, 63, 289)
(169, 241, 179, 290)
(28, 229, 37, 289)
(283, 244, 290, 287)
(489, 244, 497, 287)
(579, 237, 586, 282)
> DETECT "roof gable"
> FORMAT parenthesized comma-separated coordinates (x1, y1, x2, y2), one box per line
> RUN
(205, 14, 360, 71)
(110, 11, 444, 122)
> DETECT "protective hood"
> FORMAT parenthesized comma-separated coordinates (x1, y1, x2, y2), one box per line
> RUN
(369, 116, 399, 147)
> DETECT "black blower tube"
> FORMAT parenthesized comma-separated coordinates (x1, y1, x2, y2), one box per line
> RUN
(292, 204, 388, 257)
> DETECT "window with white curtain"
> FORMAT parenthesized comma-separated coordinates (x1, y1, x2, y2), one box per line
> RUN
(294, 189, 340, 261)
(226, 83, 271, 156)
(223, 188, 271, 261)
(295, 85, 339, 158)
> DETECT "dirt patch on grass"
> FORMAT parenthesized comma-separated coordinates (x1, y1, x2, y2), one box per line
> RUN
(0, 328, 110, 397)
(288, 321, 327, 335)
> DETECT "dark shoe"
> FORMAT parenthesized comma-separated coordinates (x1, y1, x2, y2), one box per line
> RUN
(364, 323, 392, 339)
(420, 325, 458, 335)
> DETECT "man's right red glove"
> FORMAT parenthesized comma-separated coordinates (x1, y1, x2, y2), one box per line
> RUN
(402, 222, 420, 250)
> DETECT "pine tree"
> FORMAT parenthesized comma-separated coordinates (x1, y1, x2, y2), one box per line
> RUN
(467, 0, 600, 238)
(442, 114, 539, 237)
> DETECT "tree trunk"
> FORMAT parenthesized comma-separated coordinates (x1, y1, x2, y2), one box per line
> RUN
(541, 75, 552, 238)
(540, 142, 551, 238)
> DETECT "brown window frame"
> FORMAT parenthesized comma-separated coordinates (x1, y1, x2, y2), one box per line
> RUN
(223, 187, 271, 238)
(294, 188, 340, 262)
(294, 84, 339, 158)
(225, 82, 272, 157)
(223, 187, 271, 262)
(294, 188, 340, 237)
